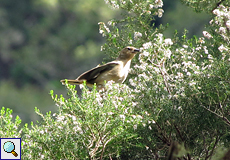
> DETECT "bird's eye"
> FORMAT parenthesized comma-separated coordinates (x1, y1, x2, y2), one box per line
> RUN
(127, 47, 131, 50)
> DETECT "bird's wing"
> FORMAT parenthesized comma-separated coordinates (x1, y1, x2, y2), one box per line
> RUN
(77, 62, 119, 82)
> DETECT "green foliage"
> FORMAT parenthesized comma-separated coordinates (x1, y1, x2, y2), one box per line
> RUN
(1, 0, 230, 159)
(97, 0, 230, 159)
(0, 0, 211, 125)
(180, 0, 229, 13)
(0, 107, 22, 138)
(0, 0, 118, 124)
(22, 83, 145, 159)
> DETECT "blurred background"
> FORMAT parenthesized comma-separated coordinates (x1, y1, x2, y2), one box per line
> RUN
(0, 0, 210, 124)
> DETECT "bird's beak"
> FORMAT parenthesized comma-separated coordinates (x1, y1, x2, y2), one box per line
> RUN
(134, 48, 140, 52)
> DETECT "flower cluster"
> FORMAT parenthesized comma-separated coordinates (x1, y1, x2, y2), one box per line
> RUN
(104, 0, 163, 9)
(211, 5, 230, 53)
(134, 32, 143, 40)
(129, 33, 175, 105)
(104, 0, 120, 9)
(98, 22, 110, 37)
(104, 0, 164, 18)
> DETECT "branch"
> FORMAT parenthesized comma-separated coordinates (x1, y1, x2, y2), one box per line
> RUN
(212, 0, 226, 13)
(155, 121, 171, 146)
(174, 124, 184, 142)
(201, 104, 230, 126)
(206, 136, 220, 159)
(195, 94, 230, 126)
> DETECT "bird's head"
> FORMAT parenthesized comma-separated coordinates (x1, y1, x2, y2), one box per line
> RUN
(117, 46, 140, 60)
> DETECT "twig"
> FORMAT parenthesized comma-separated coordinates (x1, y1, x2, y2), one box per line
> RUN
(155, 122, 170, 145)
(212, 0, 226, 13)
(201, 104, 230, 126)
(206, 136, 220, 159)
(174, 124, 184, 142)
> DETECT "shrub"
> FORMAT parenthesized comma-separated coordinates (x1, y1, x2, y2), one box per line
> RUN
(2, 0, 230, 159)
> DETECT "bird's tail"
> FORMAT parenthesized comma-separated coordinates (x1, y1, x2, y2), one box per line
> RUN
(60, 79, 83, 85)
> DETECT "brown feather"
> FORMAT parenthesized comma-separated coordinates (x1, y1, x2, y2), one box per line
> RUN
(60, 46, 140, 89)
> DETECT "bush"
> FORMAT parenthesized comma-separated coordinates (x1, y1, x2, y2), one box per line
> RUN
(21, 83, 146, 159)
(0, 107, 21, 138)
(2, 0, 230, 159)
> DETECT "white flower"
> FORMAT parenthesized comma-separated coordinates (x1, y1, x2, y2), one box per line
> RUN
(189, 82, 196, 86)
(137, 115, 143, 119)
(158, 9, 164, 18)
(143, 42, 153, 49)
(104, 26, 110, 33)
(138, 73, 149, 79)
(219, 27, 226, 34)
(213, 9, 222, 16)
(129, 39, 133, 44)
(132, 102, 138, 106)
(72, 115, 76, 121)
(140, 62, 148, 70)
(134, 32, 142, 40)
(198, 37, 205, 44)
(149, 4, 154, 9)
(172, 63, 179, 68)
(142, 51, 149, 56)
(146, 11, 151, 15)
(133, 124, 137, 130)
(177, 72, 183, 78)
(98, 22, 110, 37)
(186, 72, 191, 76)
(164, 38, 173, 45)
(203, 31, 213, 39)
(129, 79, 136, 87)
(196, 47, 201, 51)
(107, 112, 114, 115)
(57, 115, 65, 122)
(165, 49, 172, 58)
(218, 44, 228, 52)
(107, 21, 115, 26)
(145, 111, 150, 115)
(194, 71, 200, 74)
(100, 46, 104, 51)
(79, 84, 84, 89)
(107, 80, 115, 85)
(154, 67, 160, 73)
(183, 45, 188, 48)
(105, 0, 119, 9)
(155, 0, 163, 8)
(226, 20, 230, 29)
(132, 115, 136, 119)
(203, 46, 208, 54)
(209, 19, 213, 24)
(207, 54, 213, 60)
(156, 33, 163, 43)
(119, 114, 125, 120)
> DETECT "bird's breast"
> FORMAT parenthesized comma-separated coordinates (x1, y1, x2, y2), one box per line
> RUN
(116, 60, 131, 83)
(94, 60, 131, 84)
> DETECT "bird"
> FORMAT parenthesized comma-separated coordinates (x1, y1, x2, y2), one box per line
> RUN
(60, 46, 140, 89)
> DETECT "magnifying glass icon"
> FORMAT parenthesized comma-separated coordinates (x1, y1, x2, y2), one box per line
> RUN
(3, 141, 18, 157)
